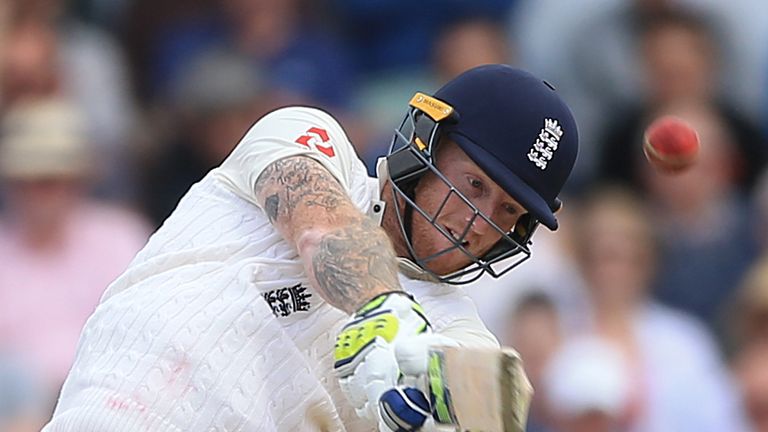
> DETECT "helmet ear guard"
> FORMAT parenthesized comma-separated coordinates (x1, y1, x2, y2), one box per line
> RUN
(385, 137, 430, 186)
(482, 197, 563, 263)
(511, 197, 561, 246)
(387, 93, 458, 187)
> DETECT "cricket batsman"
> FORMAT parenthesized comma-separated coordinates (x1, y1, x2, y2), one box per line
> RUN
(42, 65, 578, 431)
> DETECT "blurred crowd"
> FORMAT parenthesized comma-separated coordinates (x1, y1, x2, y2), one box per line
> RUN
(1, 0, 768, 431)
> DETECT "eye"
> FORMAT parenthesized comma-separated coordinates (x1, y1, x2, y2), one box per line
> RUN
(502, 203, 518, 215)
(469, 177, 483, 189)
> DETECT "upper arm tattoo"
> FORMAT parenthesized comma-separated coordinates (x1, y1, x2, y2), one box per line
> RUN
(264, 194, 280, 223)
(254, 156, 400, 312)
(255, 156, 347, 227)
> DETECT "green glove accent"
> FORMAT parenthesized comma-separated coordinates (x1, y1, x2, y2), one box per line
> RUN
(428, 350, 458, 425)
(334, 313, 399, 366)
(333, 292, 430, 377)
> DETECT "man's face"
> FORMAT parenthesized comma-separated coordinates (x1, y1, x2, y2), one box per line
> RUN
(408, 141, 526, 276)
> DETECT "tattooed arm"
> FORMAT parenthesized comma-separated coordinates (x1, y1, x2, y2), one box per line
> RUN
(254, 155, 434, 425)
(254, 155, 401, 313)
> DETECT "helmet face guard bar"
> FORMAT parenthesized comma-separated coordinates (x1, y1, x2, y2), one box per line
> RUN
(386, 93, 541, 284)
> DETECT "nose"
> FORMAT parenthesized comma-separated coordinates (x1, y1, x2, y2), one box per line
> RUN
(464, 207, 495, 237)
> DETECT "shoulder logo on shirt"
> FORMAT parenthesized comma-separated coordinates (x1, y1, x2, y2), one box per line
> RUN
(263, 283, 313, 317)
(295, 127, 336, 158)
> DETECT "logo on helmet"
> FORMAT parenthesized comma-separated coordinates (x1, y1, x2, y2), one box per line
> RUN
(409, 92, 454, 121)
(527, 118, 563, 170)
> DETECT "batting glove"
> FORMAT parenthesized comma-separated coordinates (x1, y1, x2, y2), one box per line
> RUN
(375, 333, 463, 432)
(378, 386, 431, 431)
(334, 292, 431, 422)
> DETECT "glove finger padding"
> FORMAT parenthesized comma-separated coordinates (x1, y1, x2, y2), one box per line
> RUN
(394, 334, 460, 379)
(334, 292, 432, 423)
(334, 292, 430, 378)
(338, 336, 398, 416)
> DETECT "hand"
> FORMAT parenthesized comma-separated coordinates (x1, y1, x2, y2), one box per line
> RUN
(334, 292, 431, 421)
(386, 334, 462, 430)
(378, 386, 430, 431)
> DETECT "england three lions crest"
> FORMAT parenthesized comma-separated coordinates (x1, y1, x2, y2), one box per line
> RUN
(527, 118, 563, 170)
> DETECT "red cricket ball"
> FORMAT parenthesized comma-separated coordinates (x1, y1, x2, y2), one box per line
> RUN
(642, 115, 700, 173)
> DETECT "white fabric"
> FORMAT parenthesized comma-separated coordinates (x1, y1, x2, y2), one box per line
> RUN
(43, 107, 497, 432)
(554, 302, 750, 432)
(543, 336, 631, 417)
(631, 304, 751, 432)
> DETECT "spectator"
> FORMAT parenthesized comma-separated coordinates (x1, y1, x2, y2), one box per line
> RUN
(639, 102, 758, 338)
(145, 0, 355, 111)
(749, 171, 768, 255)
(0, 353, 50, 432)
(432, 17, 512, 85)
(727, 254, 768, 354)
(571, 185, 749, 431)
(506, 292, 564, 432)
(139, 49, 279, 226)
(356, 15, 519, 174)
(330, 0, 516, 75)
(728, 256, 768, 431)
(511, 0, 763, 189)
(3, 0, 139, 200)
(733, 341, 768, 432)
(597, 8, 766, 194)
(542, 336, 632, 432)
(115, 0, 212, 102)
(0, 98, 151, 390)
(0, 20, 59, 109)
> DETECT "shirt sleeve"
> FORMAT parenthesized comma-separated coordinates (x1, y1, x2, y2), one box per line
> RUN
(213, 106, 361, 208)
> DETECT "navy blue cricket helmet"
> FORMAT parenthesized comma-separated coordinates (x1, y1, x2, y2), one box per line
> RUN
(386, 64, 578, 284)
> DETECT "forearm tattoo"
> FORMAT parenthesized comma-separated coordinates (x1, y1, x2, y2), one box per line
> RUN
(312, 216, 400, 312)
(255, 156, 400, 312)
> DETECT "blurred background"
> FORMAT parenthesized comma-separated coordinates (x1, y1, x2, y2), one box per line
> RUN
(0, 0, 767, 430)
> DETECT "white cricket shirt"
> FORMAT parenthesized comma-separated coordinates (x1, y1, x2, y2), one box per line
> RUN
(43, 107, 497, 432)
